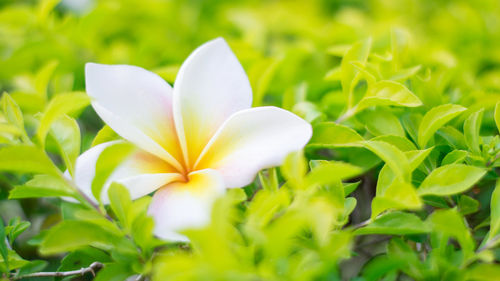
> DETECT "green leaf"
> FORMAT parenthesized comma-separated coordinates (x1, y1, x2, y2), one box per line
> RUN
(341, 38, 372, 108)
(427, 208, 475, 256)
(344, 181, 361, 196)
(40, 220, 122, 255)
(37, 92, 90, 146)
(0, 218, 8, 273)
(490, 180, 500, 240)
(371, 135, 417, 151)
(6, 218, 30, 243)
(357, 109, 405, 137)
(1, 93, 24, 130)
(58, 247, 110, 273)
(466, 264, 500, 281)
(357, 80, 422, 111)
(391, 28, 409, 69)
(495, 102, 500, 133)
(406, 148, 433, 171)
(306, 160, 363, 188)
(464, 109, 484, 155)
(417, 164, 486, 196)
(94, 263, 134, 281)
(249, 58, 281, 107)
(281, 151, 308, 188)
(91, 142, 135, 203)
(17, 260, 48, 276)
(9, 174, 75, 199)
(355, 211, 430, 235)
(372, 176, 422, 218)
(34, 60, 58, 99)
(417, 104, 467, 148)
(362, 140, 410, 181)
(108, 183, 132, 231)
(387, 238, 424, 280)
(442, 150, 468, 165)
(458, 195, 479, 215)
(309, 122, 364, 148)
(0, 250, 28, 272)
(92, 125, 119, 147)
(0, 145, 60, 176)
(49, 115, 80, 177)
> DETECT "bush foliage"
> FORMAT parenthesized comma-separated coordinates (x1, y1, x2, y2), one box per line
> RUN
(1, 0, 500, 280)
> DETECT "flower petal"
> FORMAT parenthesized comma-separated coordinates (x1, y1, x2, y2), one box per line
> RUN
(85, 63, 184, 172)
(173, 38, 252, 168)
(195, 106, 312, 188)
(148, 169, 225, 241)
(71, 141, 183, 204)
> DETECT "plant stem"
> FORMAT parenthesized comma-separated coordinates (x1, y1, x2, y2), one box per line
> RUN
(12, 262, 104, 280)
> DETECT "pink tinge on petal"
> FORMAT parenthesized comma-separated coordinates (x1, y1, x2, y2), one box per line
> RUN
(70, 141, 183, 204)
(195, 106, 312, 188)
(148, 169, 225, 241)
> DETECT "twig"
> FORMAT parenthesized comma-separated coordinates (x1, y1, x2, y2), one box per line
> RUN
(12, 262, 104, 280)
(59, 171, 113, 222)
(477, 234, 500, 253)
(335, 107, 357, 123)
(349, 218, 372, 229)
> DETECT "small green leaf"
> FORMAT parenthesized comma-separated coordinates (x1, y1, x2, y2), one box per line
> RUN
(495, 102, 500, 133)
(9, 175, 75, 199)
(306, 160, 363, 188)
(281, 151, 308, 188)
(0, 218, 8, 273)
(17, 260, 48, 276)
(427, 208, 475, 257)
(37, 92, 90, 146)
(372, 177, 421, 218)
(108, 183, 132, 230)
(0, 145, 60, 176)
(58, 247, 110, 273)
(1, 93, 24, 130)
(94, 263, 134, 281)
(358, 109, 405, 137)
(341, 38, 372, 108)
(344, 181, 361, 196)
(40, 220, 122, 255)
(0, 250, 28, 272)
(466, 264, 500, 281)
(6, 218, 30, 243)
(406, 147, 433, 171)
(371, 135, 417, 151)
(417, 164, 486, 196)
(490, 180, 500, 240)
(49, 115, 80, 177)
(362, 140, 410, 181)
(357, 80, 422, 111)
(355, 211, 430, 235)
(464, 109, 484, 155)
(92, 125, 119, 147)
(309, 122, 364, 148)
(91, 142, 135, 203)
(442, 150, 468, 165)
(458, 195, 479, 215)
(34, 60, 58, 99)
(417, 104, 467, 148)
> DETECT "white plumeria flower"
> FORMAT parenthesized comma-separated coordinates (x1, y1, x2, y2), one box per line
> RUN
(73, 38, 312, 241)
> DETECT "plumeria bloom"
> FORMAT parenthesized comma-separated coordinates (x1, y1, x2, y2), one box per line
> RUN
(72, 38, 312, 241)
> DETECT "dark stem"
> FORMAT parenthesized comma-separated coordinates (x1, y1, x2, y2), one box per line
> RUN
(12, 262, 104, 280)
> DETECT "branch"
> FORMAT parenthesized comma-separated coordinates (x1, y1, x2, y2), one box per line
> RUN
(12, 262, 104, 280)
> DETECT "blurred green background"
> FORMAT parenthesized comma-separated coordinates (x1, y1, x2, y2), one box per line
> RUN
(1, 0, 500, 280)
